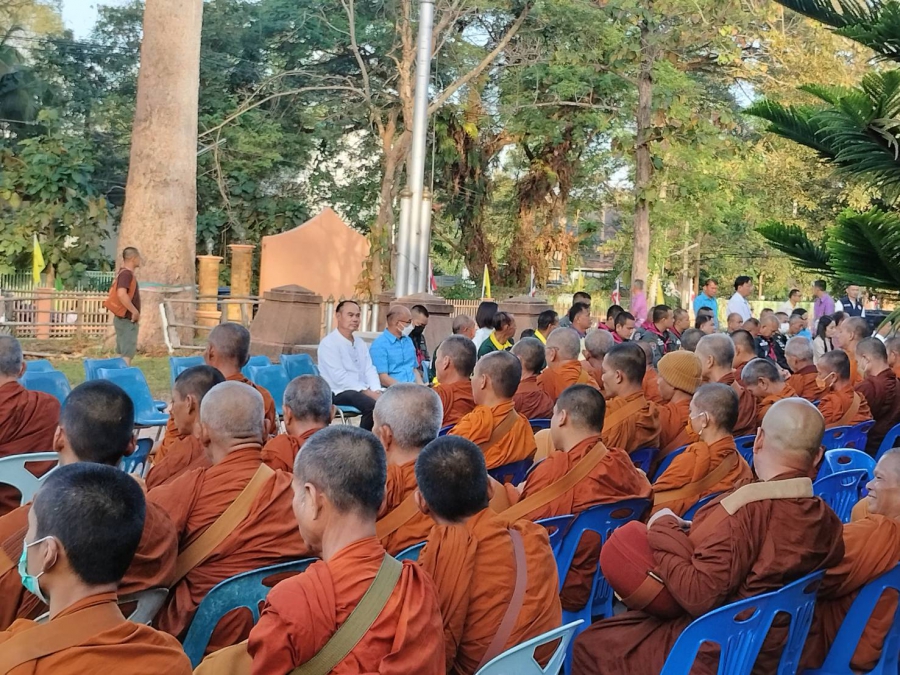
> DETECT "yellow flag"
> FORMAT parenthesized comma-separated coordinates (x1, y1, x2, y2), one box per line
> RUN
(32, 234, 45, 285)
(482, 266, 491, 299)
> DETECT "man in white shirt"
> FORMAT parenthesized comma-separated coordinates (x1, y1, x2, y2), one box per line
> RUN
(726, 275, 754, 322)
(317, 299, 382, 430)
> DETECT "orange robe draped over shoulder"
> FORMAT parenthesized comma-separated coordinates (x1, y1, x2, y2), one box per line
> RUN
(718, 372, 759, 437)
(601, 391, 660, 453)
(756, 383, 798, 426)
(227, 373, 278, 436)
(855, 369, 900, 453)
(260, 427, 319, 473)
(643, 369, 662, 403)
(146, 434, 208, 490)
(818, 386, 873, 428)
(156, 416, 187, 464)
(419, 510, 562, 674)
(788, 365, 825, 402)
(514, 376, 555, 420)
(434, 381, 477, 427)
(451, 401, 536, 469)
(848, 352, 864, 387)
(537, 361, 600, 401)
(657, 398, 697, 455)
(378, 459, 434, 555)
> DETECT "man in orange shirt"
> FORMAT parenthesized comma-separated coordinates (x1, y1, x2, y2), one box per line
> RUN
(599, 342, 660, 453)
(432, 335, 477, 427)
(742, 358, 799, 426)
(260, 375, 332, 472)
(785, 336, 825, 402)
(511, 338, 555, 419)
(538, 328, 600, 400)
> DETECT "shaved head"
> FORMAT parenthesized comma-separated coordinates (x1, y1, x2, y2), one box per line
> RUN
(122, 246, 140, 261)
(546, 327, 582, 361)
(59, 381, 135, 464)
(603, 342, 646, 385)
(0, 335, 23, 377)
(373, 383, 442, 449)
(474, 351, 521, 399)
(207, 323, 251, 368)
(511, 337, 545, 375)
(785, 336, 814, 364)
(680, 328, 703, 352)
(416, 436, 489, 522)
(818, 350, 851, 381)
(845, 317, 870, 343)
(761, 315, 778, 329)
(696, 333, 735, 369)
(284, 375, 333, 425)
(200, 381, 265, 445)
(742, 357, 783, 384)
(174, 365, 225, 402)
(437, 335, 477, 378)
(731, 329, 757, 357)
(556, 385, 606, 433)
(758, 398, 825, 471)
(452, 314, 476, 334)
(584, 330, 614, 359)
(637, 341, 654, 365)
(857, 337, 888, 363)
(885, 336, 900, 358)
(691, 383, 738, 433)
(869, 449, 900, 518)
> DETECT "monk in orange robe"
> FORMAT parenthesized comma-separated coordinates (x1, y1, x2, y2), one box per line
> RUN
(582, 329, 613, 396)
(855, 338, 900, 454)
(0, 463, 191, 674)
(451, 351, 536, 469)
(637, 342, 663, 404)
(785, 336, 825, 401)
(432, 335, 477, 426)
(416, 435, 562, 674)
(742, 358, 799, 426)
(504, 385, 651, 611)
(885, 336, 900, 380)
(599, 342, 660, 453)
(511, 338, 555, 419)
(816, 350, 873, 428)
(0, 336, 61, 515)
(0, 381, 178, 630)
(652, 383, 753, 517)
(260, 375, 332, 472)
(145, 366, 224, 490)
(695, 334, 760, 437)
(148, 381, 310, 653)
(537, 328, 600, 400)
(655, 351, 701, 458)
(572, 399, 846, 675)
(730, 329, 757, 383)
(834, 317, 869, 387)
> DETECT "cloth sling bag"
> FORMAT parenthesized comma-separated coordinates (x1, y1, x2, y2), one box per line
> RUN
(652, 451, 740, 507)
(832, 392, 862, 428)
(602, 396, 648, 435)
(576, 369, 591, 385)
(102, 269, 137, 319)
(476, 409, 521, 455)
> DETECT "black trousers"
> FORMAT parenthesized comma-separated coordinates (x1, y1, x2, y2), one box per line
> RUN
(333, 390, 377, 430)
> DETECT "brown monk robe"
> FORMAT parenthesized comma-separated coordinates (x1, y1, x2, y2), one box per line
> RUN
(652, 384, 754, 517)
(742, 358, 799, 426)
(730, 329, 758, 384)
(572, 399, 845, 675)
(511, 338, 555, 419)
(537, 328, 601, 400)
(655, 352, 702, 457)
(816, 350, 873, 428)
(504, 386, 651, 611)
(855, 338, 900, 454)
(148, 382, 310, 653)
(599, 342, 660, 453)
(785, 336, 825, 402)
(0, 381, 178, 630)
(886, 336, 900, 380)
(450, 351, 536, 469)
(432, 335, 478, 426)
(802, 450, 900, 672)
(416, 436, 562, 674)
(696, 334, 757, 437)
(583, 329, 614, 397)
(0, 464, 191, 675)
(260, 375, 332, 472)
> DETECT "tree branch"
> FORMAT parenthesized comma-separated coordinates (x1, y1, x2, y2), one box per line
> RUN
(340, 0, 372, 104)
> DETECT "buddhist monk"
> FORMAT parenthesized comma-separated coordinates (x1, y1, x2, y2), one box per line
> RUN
(416, 435, 562, 674)
(885, 336, 900, 379)
(835, 316, 869, 386)
(148, 381, 310, 652)
(450, 351, 536, 469)
(511, 338, 555, 419)
(145, 366, 224, 489)
(572, 398, 845, 675)
(730, 329, 757, 382)
(582, 328, 613, 390)
(0, 336, 60, 515)
(652, 383, 753, 517)
(600, 342, 660, 453)
(695, 333, 757, 437)
(816, 350, 873, 428)
(537, 328, 600, 400)
(679, 327, 703, 353)
(260, 375, 332, 472)
(0, 464, 191, 674)
(855, 337, 900, 454)
(433, 335, 477, 426)
(742, 357, 799, 426)
(785, 336, 825, 402)
(505, 385, 651, 611)
(656, 351, 702, 458)
(638, 341, 663, 403)
(0, 381, 178, 631)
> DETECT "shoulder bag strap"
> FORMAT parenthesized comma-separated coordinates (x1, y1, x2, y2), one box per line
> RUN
(171, 463, 274, 584)
(602, 396, 647, 433)
(290, 554, 403, 675)
(476, 529, 528, 670)
(477, 410, 520, 454)
(0, 521, 29, 576)
(576, 369, 590, 385)
(375, 494, 419, 540)
(833, 392, 862, 428)
(652, 452, 740, 507)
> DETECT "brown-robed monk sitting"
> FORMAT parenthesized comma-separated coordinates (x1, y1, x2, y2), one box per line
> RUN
(742, 357, 799, 426)
(582, 329, 613, 394)
(416, 435, 562, 674)
(695, 333, 757, 437)
(651, 383, 753, 517)
(0, 335, 61, 515)
(785, 336, 825, 402)
(816, 350, 873, 428)
(537, 328, 600, 400)
(572, 398, 845, 675)
(260, 375, 332, 472)
(147, 381, 310, 653)
(638, 341, 663, 404)
(432, 335, 477, 427)
(855, 338, 900, 454)
(886, 336, 900, 379)
(145, 366, 224, 489)
(511, 338, 555, 420)
(0, 463, 191, 675)
(731, 329, 757, 382)
(0, 381, 178, 631)
(450, 351, 536, 469)
(656, 351, 702, 458)
(504, 385, 651, 611)
(599, 342, 660, 453)
(835, 316, 869, 387)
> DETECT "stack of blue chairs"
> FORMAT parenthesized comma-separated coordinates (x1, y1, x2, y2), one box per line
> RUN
(97, 367, 169, 428)
(246, 364, 290, 417)
(240, 355, 271, 380)
(20, 368, 71, 404)
(169, 355, 205, 387)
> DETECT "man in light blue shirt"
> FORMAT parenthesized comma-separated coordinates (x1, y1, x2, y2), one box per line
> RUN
(369, 304, 423, 386)
(692, 278, 719, 329)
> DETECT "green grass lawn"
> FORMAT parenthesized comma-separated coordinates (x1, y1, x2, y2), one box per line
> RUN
(48, 356, 172, 402)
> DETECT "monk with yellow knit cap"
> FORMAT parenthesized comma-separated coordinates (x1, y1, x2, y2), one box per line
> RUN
(655, 351, 702, 463)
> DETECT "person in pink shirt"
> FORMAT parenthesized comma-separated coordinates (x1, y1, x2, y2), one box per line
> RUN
(630, 279, 648, 325)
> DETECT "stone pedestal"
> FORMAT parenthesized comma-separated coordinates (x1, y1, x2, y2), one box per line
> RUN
(499, 295, 553, 340)
(250, 285, 324, 360)
(196, 255, 222, 328)
(376, 291, 455, 350)
(227, 243, 255, 322)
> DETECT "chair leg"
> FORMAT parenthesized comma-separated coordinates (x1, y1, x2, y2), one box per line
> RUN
(336, 409, 346, 424)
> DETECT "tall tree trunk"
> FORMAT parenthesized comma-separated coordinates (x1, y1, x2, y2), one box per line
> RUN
(117, 0, 203, 348)
(631, 6, 653, 286)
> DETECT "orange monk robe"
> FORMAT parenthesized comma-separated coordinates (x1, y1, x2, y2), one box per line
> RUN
(657, 398, 697, 455)
(601, 391, 660, 454)
(537, 361, 600, 401)
(0, 382, 60, 515)
(259, 428, 319, 473)
(643, 369, 663, 403)
(0, 500, 178, 630)
(433, 381, 477, 427)
(145, 434, 208, 490)
(148, 449, 310, 651)
(513, 375, 555, 420)
(893, 364, 900, 380)
(225, 373, 278, 436)
(156, 416, 187, 464)
(818, 386, 873, 428)
(451, 401, 536, 469)
(847, 353, 864, 387)
(378, 459, 434, 555)
(419, 510, 562, 674)
(651, 437, 753, 517)
(510, 434, 651, 610)
(755, 383, 798, 426)
(0, 593, 192, 675)
(788, 365, 826, 402)
(733, 358, 750, 383)
(856, 369, 900, 454)
(718, 372, 759, 437)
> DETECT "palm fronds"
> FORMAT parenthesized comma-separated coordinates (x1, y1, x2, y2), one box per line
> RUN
(827, 209, 900, 291)
(756, 221, 833, 273)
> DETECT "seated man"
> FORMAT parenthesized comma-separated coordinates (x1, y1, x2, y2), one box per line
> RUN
(477, 311, 517, 358)
(835, 316, 870, 386)
(816, 350, 873, 428)
(0, 464, 191, 673)
(656, 351, 702, 458)
(885, 335, 900, 379)
(742, 317, 760, 338)
(757, 315, 787, 369)
(742, 357, 798, 426)
(572, 398, 845, 675)
(638, 342, 663, 404)
(429, 314, 476, 382)
(680, 327, 704, 352)
(612, 311, 636, 344)
(504, 385, 651, 611)
(855, 337, 900, 453)
(416, 435, 562, 673)
(0, 381, 178, 630)
(726, 312, 743, 334)
(260, 375, 333, 472)
(695, 334, 757, 437)
(730, 329, 758, 382)
(668, 308, 689, 352)
(638, 305, 674, 367)
(0, 335, 61, 515)
(432, 335, 477, 427)
(451, 351, 536, 469)
(511, 338, 555, 420)
(785, 336, 825, 402)
(538, 328, 600, 400)
(146, 365, 224, 489)
(582, 328, 613, 389)
(369, 305, 422, 386)
(652, 383, 753, 516)
(599, 342, 660, 453)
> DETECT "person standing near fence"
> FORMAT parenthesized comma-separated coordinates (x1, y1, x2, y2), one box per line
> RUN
(103, 247, 141, 365)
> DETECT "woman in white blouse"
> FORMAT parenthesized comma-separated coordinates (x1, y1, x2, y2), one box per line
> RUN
(473, 300, 498, 350)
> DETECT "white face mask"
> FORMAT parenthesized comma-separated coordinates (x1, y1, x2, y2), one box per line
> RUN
(780, 322, 789, 334)
(401, 323, 414, 337)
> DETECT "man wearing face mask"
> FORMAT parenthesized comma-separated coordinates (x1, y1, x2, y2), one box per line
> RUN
(369, 305, 423, 387)
(815, 350, 873, 428)
(409, 304, 430, 375)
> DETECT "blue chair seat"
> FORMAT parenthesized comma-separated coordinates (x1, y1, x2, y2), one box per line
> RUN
(817, 448, 876, 481)
(823, 421, 874, 451)
(813, 469, 868, 523)
(169, 355, 205, 388)
(20, 370, 71, 404)
(652, 444, 688, 482)
(0, 452, 59, 506)
(335, 405, 362, 424)
(630, 447, 657, 475)
(281, 353, 319, 380)
(396, 542, 426, 561)
(734, 435, 756, 467)
(247, 365, 290, 417)
(97, 367, 169, 427)
(476, 620, 584, 675)
(529, 418, 552, 432)
(488, 458, 533, 485)
(876, 422, 900, 461)
(438, 424, 454, 436)
(240, 355, 271, 380)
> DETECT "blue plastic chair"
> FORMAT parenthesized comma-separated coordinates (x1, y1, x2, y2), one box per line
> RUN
(818, 448, 876, 481)
(813, 469, 868, 523)
(20, 370, 71, 404)
(240, 355, 271, 380)
(438, 424, 454, 436)
(119, 438, 153, 477)
(335, 405, 362, 424)
(652, 444, 689, 482)
(536, 514, 575, 557)
(281, 353, 319, 380)
(630, 447, 657, 475)
(396, 542, 426, 561)
(97, 367, 170, 427)
(169, 355, 205, 388)
(683, 491, 722, 521)
(876, 422, 900, 461)
(476, 620, 584, 675)
(84, 357, 128, 381)
(488, 458, 533, 485)
(734, 435, 756, 467)
(182, 558, 316, 667)
(247, 365, 290, 417)
(0, 452, 59, 506)
(806, 564, 900, 675)
(659, 571, 824, 675)
(529, 418, 552, 432)
(822, 421, 874, 451)
(24, 359, 54, 373)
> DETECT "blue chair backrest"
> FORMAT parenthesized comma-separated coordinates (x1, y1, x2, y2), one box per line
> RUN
(819, 448, 876, 482)
(0, 452, 59, 506)
(84, 357, 127, 381)
(181, 558, 316, 667)
(529, 418, 552, 431)
(281, 353, 319, 380)
(97, 367, 169, 427)
(24, 359, 54, 373)
(536, 514, 575, 557)
(476, 620, 584, 675)
(734, 435, 756, 467)
(822, 421, 874, 451)
(813, 469, 868, 523)
(807, 563, 900, 675)
(247, 365, 290, 417)
(876, 422, 900, 461)
(438, 424, 454, 437)
(660, 571, 824, 675)
(488, 458, 533, 485)
(240, 355, 271, 380)
(396, 542, 425, 561)
(119, 438, 153, 477)
(683, 491, 722, 521)
(652, 444, 688, 482)
(20, 370, 71, 404)
(169, 355, 205, 388)
(630, 447, 657, 475)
